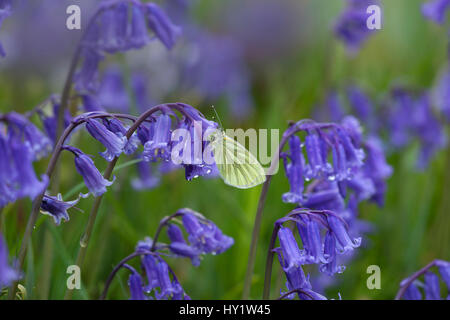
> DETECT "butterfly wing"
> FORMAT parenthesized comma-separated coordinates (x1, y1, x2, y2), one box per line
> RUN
(212, 133, 266, 189)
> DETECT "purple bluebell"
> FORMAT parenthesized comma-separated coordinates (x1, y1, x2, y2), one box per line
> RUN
(0, 0, 11, 57)
(74, 48, 104, 93)
(81, 94, 104, 112)
(422, 0, 450, 24)
(424, 272, 442, 300)
(85, 118, 127, 161)
(145, 3, 181, 49)
(0, 233, 20, 289)
(433, 67, 450, 121)
(346, 85, 374, 126)
(126, 265, 148, 300)
(403, 281, 422, 300)
(9, 137, 49, 201)
(437, 261, 450, 290)
(304, 131, 329, 178)
(281, 135, 305, 204)
(326, 214, 361, 253)
(96, 67, 130, 112)
(181, 211, 234, 256)
(143, 113, 172, 162)
(296, 215, 327, 264)
(0, 130, 16, 208)
(102, 117, 139, 155)
(64, 146, 114, 196)
(140, 254, 189, 300)
(167, 224, 201, 266)
(334, 0, 380, 53)
(388, 88, 414, 148)
(276, 227, 311, 291)
(325, 91, 345, 123)
(319, 231, 345, 276)
(40, 193, 85, 225)
(38, 101, 72, 144)
(131, 160, 160, 190)
(5, 112, 52, 160)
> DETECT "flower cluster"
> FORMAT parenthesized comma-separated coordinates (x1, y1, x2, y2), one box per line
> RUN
(273, 209, 361, 299)
(397, 260, 450, 300)
(334, 0, 380, 53)
(75, 0, 181, 93)
(0, 233, 20, 289)
(166, 210, 234, 266)
(0, 112, 51, 208)
(106, 208, 233, 300)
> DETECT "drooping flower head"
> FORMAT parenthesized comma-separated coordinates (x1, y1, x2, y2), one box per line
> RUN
(75, 0, 181, 92)
(422, 0, 450, 25)
(63, 145, 114, 196)
(40, 193, 87, 225)
(85, 118, 127, 161)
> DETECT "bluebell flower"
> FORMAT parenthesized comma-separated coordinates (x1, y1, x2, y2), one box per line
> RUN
(275, 226, 311, 292)
(5, 112, 52, 160)
(346, 85, 374, 127)
(125, 265, 148, 300)
(74, 48, 104, 93)
(167, 224, 201, 266)
(131, 160, 160, 190)
(334, 0, 380, 53)
(145, 2, 181, 49)
(85, 118, 127, 161)
(96, 67, 130, 112)
(326, 214, 361, 253)
(281, 135, 305, 204)
(38, 101, 72, 144)
(437, 260, 450, 290)
(81, 94, 104, 112)
(319, 231, 345, 276)
(181, 211, 234, 256)
(40, 193, 86, 225)
(424, 272, 441, 300)
(9, 137, 49, 201)
(140, 253, 189, 300)
(64, 146, 114, 196)
(0, 131, 16, 208)
(143, 113, 172, 162)
(403, 281, 422, 300)
(0, 0, 12, 57)
(296, 215, 327, 264)
(422, 0, 450, 24)
(325, 91, 345, 122)
(0, 233, 20, 289)
(102, 117, 139, 155)
(433, 67, 450, 121)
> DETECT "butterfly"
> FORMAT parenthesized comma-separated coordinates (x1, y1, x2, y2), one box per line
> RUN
(207, 108, 266, 189)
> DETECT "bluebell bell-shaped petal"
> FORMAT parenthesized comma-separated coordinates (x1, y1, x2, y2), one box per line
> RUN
(154, 257, 185, 300)
(167, 224, 201, 266)
(5, 112, 52, 160)
(327, 214, 361, 253)
(127, 266, 148, 300)
(437, 261, 450, 290)
(128, 4, 150, 49)
(102, 117, 139, 155)
(422, 0, 450, 24)
(403, 281, 423, 300)
(0, 233, 20, 289)
(145, 3, 181, 49)
(0, 131, 16, 207)
(296, 216, 327, 264)
(141, 254, 159, 292)
(75, 48, 104, 93)
(97, 67, 130, 112)
(40, 193, 86, 225)
(424, 272, 441, 300)
(319, 231, 345, 276)
(131, 160, 160, 190)
(10, 137, 49, 200)
(143, 114, 172, 162)
(65, 146, 114, 196)
(282, 135, 305, 204)
(305, 132, 327, 178)
(97, 2, 128, 53)
(433, 67, 450, 121)
(81, 94, 104, 112)
(346, 85, 373, 124)
(38, 102, 72, 144)
(137, 122, 154, 145)
(85, 118, 127, 161)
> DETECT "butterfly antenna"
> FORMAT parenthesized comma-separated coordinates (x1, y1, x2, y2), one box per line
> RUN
(211, 105, 224, 130)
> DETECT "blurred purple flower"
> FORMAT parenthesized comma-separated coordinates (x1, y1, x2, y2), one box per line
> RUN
(85, 118, 127, 161)
(0, 233, 20, 289)
(334, 0, 380, 53)
(422, 0, 450, 24)
(0, 0, 12, 57)
(433, 66, 450, 121)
